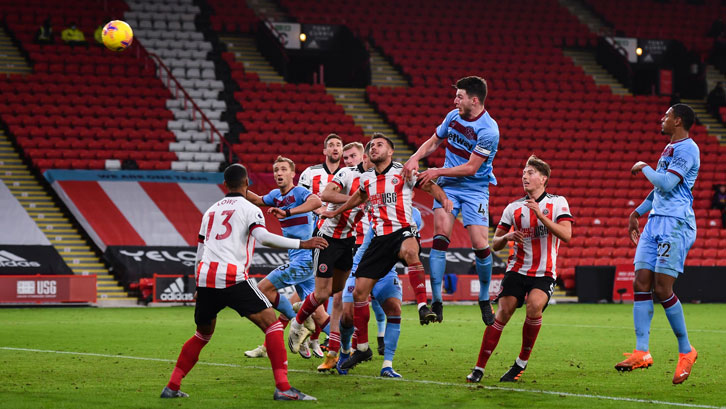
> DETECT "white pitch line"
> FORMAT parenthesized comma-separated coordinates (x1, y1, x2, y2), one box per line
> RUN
(1, 347, 723, 409)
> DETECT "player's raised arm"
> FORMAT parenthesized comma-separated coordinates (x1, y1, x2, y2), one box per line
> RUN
(417, 152, 487, 186)
(245, 190, 266, 207)
(403, 133, 445, 180)
(268, 194, 323, 219)
(250, 225, 327, 249)
(319, 180, 350, 204)
(419, 179, 453, 213)
(321, 188, 368, 219)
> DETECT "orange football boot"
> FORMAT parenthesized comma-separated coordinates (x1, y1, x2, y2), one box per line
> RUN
(614, 350, 653, 371)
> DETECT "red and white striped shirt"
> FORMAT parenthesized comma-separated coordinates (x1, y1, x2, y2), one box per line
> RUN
(196, 193, 265, 288)
(320, 165, 365, 239)
(298, 163, 338, 197)
(359, 161, 416, 236)
(320, 164, 367, 239)
(498, 192, 573, 279)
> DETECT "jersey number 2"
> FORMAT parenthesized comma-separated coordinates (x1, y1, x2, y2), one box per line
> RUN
(206, 210, 236, 241)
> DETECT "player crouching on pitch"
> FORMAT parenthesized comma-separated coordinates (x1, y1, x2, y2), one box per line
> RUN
(161, 164, 328, 401)
(467, 155, 573, 383)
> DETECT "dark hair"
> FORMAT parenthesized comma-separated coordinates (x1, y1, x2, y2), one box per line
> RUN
(371, 132, 394, 150)
(454, 76, 488, 103)
(324, 133, 342, 147)
(526, 155, 551, 186)
(671, 103, 695, 131)
(224, 163, 248, 189)
(364, 141, 372, 155)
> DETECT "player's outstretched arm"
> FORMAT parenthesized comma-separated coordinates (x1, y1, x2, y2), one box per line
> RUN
(250, 226, 327, 250)
(245, 190, 266, 207)
(417, 152, 486, 186)
(492, 227, 523, 252)
(420, 180, 454, 213)
(320, 182, 350, 204)
(631, 161, 680, 192)
(403, 134, 445, 180)
(268, 194, 323, 219)
(321, 189, 368, 219)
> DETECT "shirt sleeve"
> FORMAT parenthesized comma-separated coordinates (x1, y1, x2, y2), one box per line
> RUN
(473, 126, 499, 159)
(554, 196, 574, 224)
(262, 190, 277, 207)
(435, 110, 455, 139)
(331, 168, 349, 190)
(666, 143, 698, 182)
(248, 206, 266, 232)
(497, 204, 514, 230)
(359, 172, 371, 194)
(294, 186, 312, 204)
(198, 211, 209, 242)
(298, 168, 312, 190)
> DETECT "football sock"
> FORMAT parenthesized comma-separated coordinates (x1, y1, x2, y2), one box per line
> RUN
(371, 298, 386, 337)
(352, 332, 358, 350)
(273, 292, 296, 321)
(322, 316, 331, 336)
(519, 316, 542, 362)
(264, 321, 291, 391)
(340, 323, 355, 352)
(327, 331, 341, 356)
(167, 330, 212, 391)
(295, 293, 320, 325)
(476, 319, 505, 369)
(661, 293, 692, 354)
(353, 300, 370, 347)
(310, 323, 322, 341)
(633, 292, 654, 351)
(383, 315, 401, 362)
(407, 262, 428, 305)
(475, 248, 492, 301)
(429, 235, 449, 304)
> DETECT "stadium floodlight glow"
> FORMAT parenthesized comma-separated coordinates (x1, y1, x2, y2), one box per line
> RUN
(299, 33, 307, 42)
(635, 47, 643, 56)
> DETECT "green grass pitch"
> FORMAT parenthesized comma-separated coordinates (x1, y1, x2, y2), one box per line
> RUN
(1, 303, 724, 408)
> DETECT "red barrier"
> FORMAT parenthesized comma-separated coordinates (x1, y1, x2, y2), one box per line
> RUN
(0, 275, 97, 304)
(401, 274, 504, 302)
(613, 264, 635, 303)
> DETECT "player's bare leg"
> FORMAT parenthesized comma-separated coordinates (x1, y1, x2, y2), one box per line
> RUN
(379, 297, 402, 378)
(400, 237, 436, 325)
(340, 277, 377, 370)
(468, 224, 494, 325)
(162, 320, 216, 398)
(467, 296, 516, 383)
(429, 208, 454, 322)
(500, 290, 547, 382)
(289, 269, 347, 353)
(248, 308, 316, 400)
(616, 269, 655, 371)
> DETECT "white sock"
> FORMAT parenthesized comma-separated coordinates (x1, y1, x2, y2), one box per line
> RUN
(382, 360, 393, 369)
(417, 302, 427, 309)
(516, 357, 528, 368)
(474, 366, 485, 372)
(358, 342, 369, 352)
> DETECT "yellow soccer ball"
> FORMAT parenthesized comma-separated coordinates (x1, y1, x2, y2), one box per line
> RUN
(102, 20, 133, 52)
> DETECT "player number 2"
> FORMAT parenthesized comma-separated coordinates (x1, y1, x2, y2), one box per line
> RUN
(657, 242, 671, 258)
(206, 210, 236, 241)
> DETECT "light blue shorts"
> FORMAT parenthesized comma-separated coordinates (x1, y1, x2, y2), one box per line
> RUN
(433, 186, 489, 227)
(342, 272, 402, 303)
(634, 215, 696, 277)
(267, 257, 316, 298)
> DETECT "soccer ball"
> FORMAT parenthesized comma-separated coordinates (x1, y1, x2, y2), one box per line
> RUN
(102, 20, 133, 52)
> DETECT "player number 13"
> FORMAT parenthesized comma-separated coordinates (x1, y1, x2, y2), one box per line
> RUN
(205, 210, 236, 241)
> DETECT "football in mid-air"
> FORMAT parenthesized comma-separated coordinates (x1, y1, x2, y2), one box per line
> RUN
(102, 20, 133, 51)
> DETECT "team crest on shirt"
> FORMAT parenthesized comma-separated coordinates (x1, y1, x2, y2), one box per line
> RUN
(391, 176, 400, 185)
(319, 264, 328, 273)
(542, 208, 550, 216)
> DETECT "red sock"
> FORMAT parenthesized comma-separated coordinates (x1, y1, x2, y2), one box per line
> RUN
(295, 293, 320, 325)
(279, 315, 290, 329)
(476, 319, 505, 369)
(353, 300, 370, 346)
(167, 331, 212, 391)
(407, 262, 427, 305)
(519, 316, 542, 362)
(310, 317, 330, 341)
(352, 332, 358, 350)
(327, 331, 341, 354)
(265, 321, 291, 391)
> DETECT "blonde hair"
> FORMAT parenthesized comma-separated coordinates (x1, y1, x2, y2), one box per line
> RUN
(343, 142, 364, 152)
(273, 155, 295, 172)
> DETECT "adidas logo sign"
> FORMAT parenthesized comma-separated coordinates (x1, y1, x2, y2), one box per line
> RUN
(0, 251, 41, 268)
(160, 277, 194, 301)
